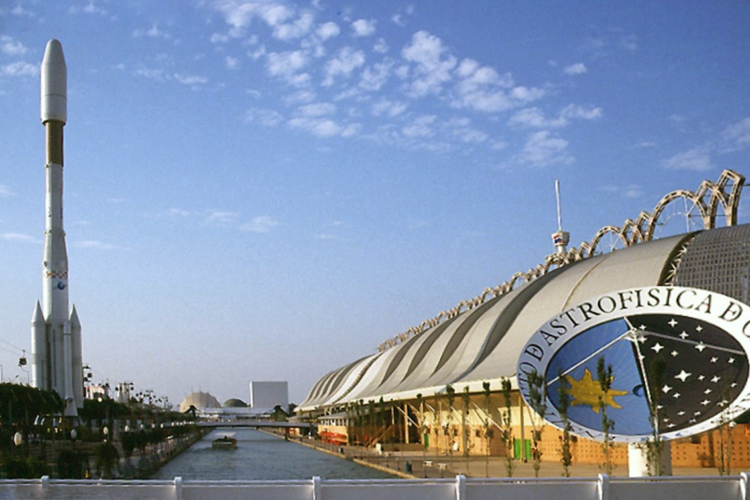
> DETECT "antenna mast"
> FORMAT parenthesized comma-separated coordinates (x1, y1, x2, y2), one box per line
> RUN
(552, 179, 570, 255)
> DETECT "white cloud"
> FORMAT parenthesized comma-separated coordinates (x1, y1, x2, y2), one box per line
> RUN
(210, 33, 230, 44)
(351, 19, 376, 37)
(174, 73, 208, 86)
(509, 104, 602, 129)
(245, 108, 284, 127)
(135, 67, 167, 82)
(599, 184, 643, 198)
(402, 115, 436, 138)
(298, 102, 336, 117)
(225, 56, 239, 70)
(452, 58, 543, 113)
(211, 0, 295, 36)
(316, 22, 340, 40)
(515, 131, 573, 167)
(401, 31, 456, 97)
(509, 107, 564, 128)
(0, 36, 28, 56)
(266, 50, 309, 82)
(69, 1, 108, 16)
(720, 118, 750, 153)
(359, 60, 392, 91)
(371, 98, 407, 117)
(322, 46, 365, 87)
(287, 117, 360, 138)
(0, 185, 14, 197)
(2, 61, 38, 77)
(619, 34, 638, 52)
(167, 208, 191, 217)
(132, 25, 171, 39)
(205, 210, 239, 224)
(624, 185, 644, 198)
(561, 104, 602, 121)
(373, 38, 389, 54)
(240, 215, 279, 233)
(274, 12, 314, 40)
(1, 233, 35, 243)
(264, 56, 312, 87)
(563, 63, 587, 75)
(662, 148, 713, 171)
(449, 118, 488, 144)
(75, 240, 118, 250)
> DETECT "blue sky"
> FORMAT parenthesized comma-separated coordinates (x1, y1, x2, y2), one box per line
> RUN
(1, 1, 749, 406)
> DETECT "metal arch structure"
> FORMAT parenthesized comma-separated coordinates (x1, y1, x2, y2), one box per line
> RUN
(378, 170, 746, 352)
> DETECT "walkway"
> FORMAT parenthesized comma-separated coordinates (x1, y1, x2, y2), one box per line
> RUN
(297, 437, 728, 479)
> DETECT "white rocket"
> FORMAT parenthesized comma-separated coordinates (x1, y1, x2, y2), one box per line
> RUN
(31, 39, 83, 417)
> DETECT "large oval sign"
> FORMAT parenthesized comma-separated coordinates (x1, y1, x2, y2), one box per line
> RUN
(517, 286, 750, 442)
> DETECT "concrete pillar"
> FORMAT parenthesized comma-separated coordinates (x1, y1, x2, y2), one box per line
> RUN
(628, 441, 672, 476)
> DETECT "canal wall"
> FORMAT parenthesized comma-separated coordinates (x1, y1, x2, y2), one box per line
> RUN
(125, 428, 208, 479)
(270, 431, 416, 479)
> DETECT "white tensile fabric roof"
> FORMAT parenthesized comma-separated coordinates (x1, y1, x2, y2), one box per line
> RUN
(299, 234, 686, 412)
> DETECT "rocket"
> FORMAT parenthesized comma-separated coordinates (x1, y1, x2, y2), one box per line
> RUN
(31, 39, 83, 417)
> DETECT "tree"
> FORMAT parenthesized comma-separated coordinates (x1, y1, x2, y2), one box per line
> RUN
(526, 370, 547, 477)
(557, 369, 573, 477)
(445, 385, 456, 469)
(645, 356, 667, 476)
(596, 357, 616, 475)
(482, 381, 493, 478)
(500, 377, 514, 477)
(93, 442, 120, 479)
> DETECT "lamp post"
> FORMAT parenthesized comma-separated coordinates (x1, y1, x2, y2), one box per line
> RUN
(13, 431, 23, 463)
(70, 429, 77, 451)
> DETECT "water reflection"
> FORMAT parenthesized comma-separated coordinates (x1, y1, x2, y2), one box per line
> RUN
(152, 429, 394, 480)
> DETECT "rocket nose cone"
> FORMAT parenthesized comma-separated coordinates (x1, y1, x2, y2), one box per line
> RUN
(43, 39, 66, 66)
(41, 39, 67, 123)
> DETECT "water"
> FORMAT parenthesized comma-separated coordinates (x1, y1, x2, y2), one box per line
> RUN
(152, 429, 395, 480)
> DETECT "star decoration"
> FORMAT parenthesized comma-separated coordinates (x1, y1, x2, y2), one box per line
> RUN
(565, 368, 628, 414)
(674, 370, 691, 382)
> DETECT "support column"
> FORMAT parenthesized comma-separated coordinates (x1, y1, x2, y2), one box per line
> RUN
(628, 442, 672, 476)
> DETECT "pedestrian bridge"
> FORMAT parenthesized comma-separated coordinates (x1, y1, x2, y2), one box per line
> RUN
(197, 420, 315, 430)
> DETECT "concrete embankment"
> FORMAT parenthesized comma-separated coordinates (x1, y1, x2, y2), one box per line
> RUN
(128, 429, 208, 479)
(269, 432, 416, 479)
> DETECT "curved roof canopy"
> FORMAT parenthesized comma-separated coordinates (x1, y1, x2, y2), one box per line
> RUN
(300, 225, 750, 412)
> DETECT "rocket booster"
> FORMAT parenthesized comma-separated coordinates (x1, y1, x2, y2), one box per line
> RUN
(32, 39, 82, 416)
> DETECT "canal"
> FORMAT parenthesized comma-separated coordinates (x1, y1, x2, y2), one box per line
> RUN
(152, 429, 395, 480)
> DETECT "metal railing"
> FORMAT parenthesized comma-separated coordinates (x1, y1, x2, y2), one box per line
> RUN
(1, 473, 748, 500)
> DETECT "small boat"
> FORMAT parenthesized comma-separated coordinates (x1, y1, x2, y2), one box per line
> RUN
(212, 433, 238, 450)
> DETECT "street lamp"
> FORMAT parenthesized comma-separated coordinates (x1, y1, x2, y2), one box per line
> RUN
(13, 431, 24, 459)
(103, 426, 109, 442)
(71, 429, 77, 450)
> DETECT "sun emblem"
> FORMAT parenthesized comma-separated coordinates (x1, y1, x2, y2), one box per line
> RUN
(565, 368, 628, 414)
